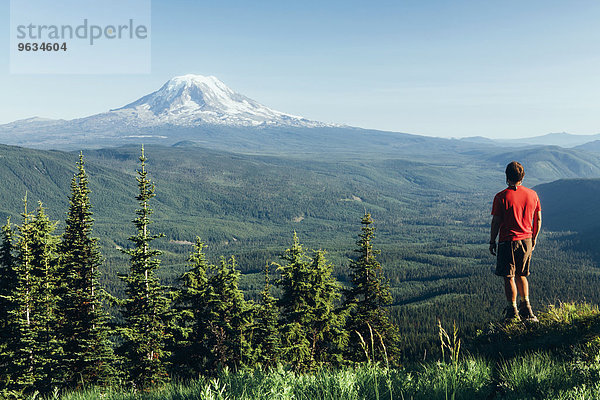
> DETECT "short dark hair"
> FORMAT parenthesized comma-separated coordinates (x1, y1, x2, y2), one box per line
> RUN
(505, 161, 525, 183)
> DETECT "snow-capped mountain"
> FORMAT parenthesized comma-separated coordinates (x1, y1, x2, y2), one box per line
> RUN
(0, 74, 328, 134)
(110, 74, 324, 128)
(0, 74, 336, 149)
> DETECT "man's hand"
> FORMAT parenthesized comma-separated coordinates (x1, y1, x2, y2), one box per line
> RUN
(489, 242, 497, 256)
(531, 239, 536, 251)
(489, 215, 501, 257)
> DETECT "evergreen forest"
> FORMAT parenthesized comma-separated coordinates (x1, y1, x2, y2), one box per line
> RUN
(0, 143, 599, 398)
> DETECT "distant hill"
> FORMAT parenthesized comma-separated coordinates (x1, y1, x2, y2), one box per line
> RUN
(535, 178, 600, 263)
(535, 178, 600, 233)
(459, 136, 498, 145)
(496, 132, 600, 148)
(486, 146, 600, 185)
(574, 139, 600, 154)
(0, 144, 134, 223)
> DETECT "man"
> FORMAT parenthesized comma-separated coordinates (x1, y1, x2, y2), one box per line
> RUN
(489, 161, 541, 322)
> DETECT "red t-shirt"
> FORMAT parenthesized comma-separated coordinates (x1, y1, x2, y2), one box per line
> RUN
(491, 185, 541, 242)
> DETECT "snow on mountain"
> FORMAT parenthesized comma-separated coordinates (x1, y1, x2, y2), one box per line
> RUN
(0, 74, 336, 148)
(108, 74, 327, 128)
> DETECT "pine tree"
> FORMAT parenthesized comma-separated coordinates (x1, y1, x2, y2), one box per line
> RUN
(252, 263, 281, 368)
(30, 204, 62, 393)
(119, 147, 170, 389)
(0, 218, 17, 390)
(276, 233, 347, 370)
(203, 256, 254, 371)
(7, 201, 37, 393)
(0, 219, 16, 331)
(57, 153, 116, 389)
(4, 200, 61, 395)
(171, 236, 214, 377)
(275, 233, 311, 368)
(344, 213, 400, 364)
(306, 250, 348, 366)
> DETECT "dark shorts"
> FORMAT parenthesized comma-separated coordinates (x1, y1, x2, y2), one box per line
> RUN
(495, 238, 533, 278)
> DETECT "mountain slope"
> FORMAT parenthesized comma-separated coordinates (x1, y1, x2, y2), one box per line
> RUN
(0, 74, 333, 150)
(113, 74, 323, 128)
(486, 146, 600, 185)
(496, 132, 600, 148)
(534, 178, 600, 265)
(535, 178, 600, 233)
(574, 139, 600, 154)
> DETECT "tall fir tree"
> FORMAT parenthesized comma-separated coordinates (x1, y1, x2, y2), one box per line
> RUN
(0, 219, 16, 330)
(119, 147, 170, 389)
(252, 263, 281, 368)
(0, 218, 17, 390)
(275, 233, 311, 368)
(344, 213, 400, 364)
(306, 250, 348, 366)
(171, 236, 214, 377)
(276, 233, 347, 370)
(30, 204, 62, 393)
(7, 200, 37, 393)
(203, 256, 254, 371)
(57, 153, 116, 388)
(4, 200, 61, 395)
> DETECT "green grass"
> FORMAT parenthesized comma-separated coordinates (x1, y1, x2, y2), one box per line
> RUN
(44, 302, 600, 400)
(54, 363, 492, 400)
(473, 302, 600, 361)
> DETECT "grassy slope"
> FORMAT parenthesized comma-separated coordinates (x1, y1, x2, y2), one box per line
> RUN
(54, 302, 600, 400)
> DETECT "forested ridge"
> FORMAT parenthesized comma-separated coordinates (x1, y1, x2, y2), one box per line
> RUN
(0, 143, 599, 397)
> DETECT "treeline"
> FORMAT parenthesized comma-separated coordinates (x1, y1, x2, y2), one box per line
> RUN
(0, 148, 399, 397)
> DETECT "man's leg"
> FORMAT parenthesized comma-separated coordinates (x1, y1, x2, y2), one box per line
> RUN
(504, 277, 517, 303)
(516, 275, 537, 320)
(503, 277, 520, 320)
(515, 276, 529, 299)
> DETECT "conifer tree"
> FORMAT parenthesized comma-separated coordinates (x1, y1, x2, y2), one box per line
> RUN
(120, 147, 170, 389)
(4, 200, 61, 395)
(344, 213, 400, 364)
(306, 250, 348, 365)
(30, 204, 62, 393)
(203, 256, 254, 371)
(6, 201, 37, 393)
(57, 153, 116, 388)
(276, 233, 347, 370)
(0, 219, 16, 331)
(0, 218, 17, 390)
(275, 233, 311, 368)
(171, 236, 214, 377)
(252, 263, 281, 368)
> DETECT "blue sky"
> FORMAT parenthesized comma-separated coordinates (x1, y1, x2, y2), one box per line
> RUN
(1, 0, 600, 139)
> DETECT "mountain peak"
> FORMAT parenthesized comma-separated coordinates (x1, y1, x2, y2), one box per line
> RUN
(114, 74, 326, 128)
(167, 74, 221, 85)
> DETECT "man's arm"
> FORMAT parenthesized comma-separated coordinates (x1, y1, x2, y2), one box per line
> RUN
(489, 215, 502, 255)
(532, 210, 541, 250)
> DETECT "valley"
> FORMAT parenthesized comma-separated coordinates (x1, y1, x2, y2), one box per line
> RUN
(0, 140, 599, 358)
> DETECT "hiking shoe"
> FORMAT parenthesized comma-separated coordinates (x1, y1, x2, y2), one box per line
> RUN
(519, 301, 539, 322)
(503, 305, 520, 321)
